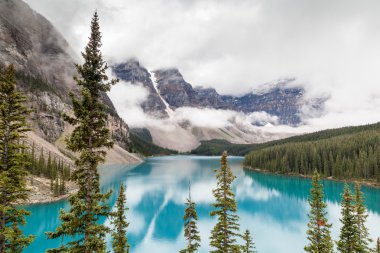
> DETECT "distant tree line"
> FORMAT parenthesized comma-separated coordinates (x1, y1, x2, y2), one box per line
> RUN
(244, 130, 380, 182)
(15, 71, 59, 96)
(191, 123, 380, 156)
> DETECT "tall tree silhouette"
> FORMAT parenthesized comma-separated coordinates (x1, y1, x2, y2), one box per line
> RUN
(353, 183, 371, 253)
(241, 229, 257, 253)
(111, 184, 130, 253)
(180, 182, 201, 253)
(210, 151, 241, 253)
(46, 12, 118, 253)
(0, 65, 34, 252)
(304, 170, 334, 253)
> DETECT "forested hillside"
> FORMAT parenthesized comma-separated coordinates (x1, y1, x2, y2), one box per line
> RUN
(190, 139, 258, 156)
(244, 123, 380, 182)
(129, 128, 177, 156)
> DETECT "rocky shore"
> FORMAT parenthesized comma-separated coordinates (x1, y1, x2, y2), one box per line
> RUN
(23, 175, 77, 205)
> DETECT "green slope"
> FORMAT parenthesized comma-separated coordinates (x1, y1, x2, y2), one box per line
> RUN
(190, 139, 258, 156)
(191, 123, 380, 156)
(130, 128, 177, 156)
(244, 122, 380, 182)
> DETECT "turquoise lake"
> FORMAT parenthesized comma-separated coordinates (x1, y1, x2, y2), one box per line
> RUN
(22, 156, 380, 253)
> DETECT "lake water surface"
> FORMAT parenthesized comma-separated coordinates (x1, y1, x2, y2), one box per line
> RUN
(23, 156, 380, 253)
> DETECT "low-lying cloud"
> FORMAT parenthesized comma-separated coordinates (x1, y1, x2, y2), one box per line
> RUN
(108, 81, 276, 130)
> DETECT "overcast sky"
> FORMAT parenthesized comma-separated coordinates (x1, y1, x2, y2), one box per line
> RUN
(24, 0, 380, 128)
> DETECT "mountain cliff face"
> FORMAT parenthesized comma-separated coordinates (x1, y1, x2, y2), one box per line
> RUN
(0, 0, 137, 163)
(114, 60, 325, 126)
(113, 60, 168, 118)
(0, 0, 75, 95)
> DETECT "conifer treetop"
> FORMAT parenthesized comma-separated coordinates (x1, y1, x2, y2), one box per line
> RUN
(0, 64, 34, 252)
(210, 151, 241, 253)
(304, 170, 334, 253)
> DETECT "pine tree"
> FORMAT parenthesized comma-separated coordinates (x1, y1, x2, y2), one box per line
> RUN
(375, 238, 380, 253)
(0, 65, 34, 252)
(53, 176, 59, 197)
(180, 182, 201, 253)
(60, 172, 66, 195)
(353, 183, 371, 253)
(30, 142, 36, 174)
(304, 170, 334, 253)
(210, 151, 241, 253)
(241, 230, 256, 253)
(110, 184, 129, 253)
(337, 184, 358, 253)
(38, 148, 45, 176)
(46, 12, 118, 253)
(47, 152, 52, 178)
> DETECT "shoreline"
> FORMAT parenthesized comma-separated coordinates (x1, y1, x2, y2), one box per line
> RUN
(243, 166, 380, 189)
(22, 159, 143, 206)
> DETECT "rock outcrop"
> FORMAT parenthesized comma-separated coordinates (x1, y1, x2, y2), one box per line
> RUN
(0, 0, 137, 163)
(113, 60, 168, 118)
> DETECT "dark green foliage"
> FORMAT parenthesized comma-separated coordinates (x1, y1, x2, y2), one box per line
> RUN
(337, 184, 358, 253)
(46, 12, 117, 253)
(15, 71, 58, 96)
(210, 151, 241, 253)
(241, 230, 256, 253)
(180, 183, 201, 253)
(110, 184, 129, 253)
(353, 184, 372, 253)
(376, 238, 380, 253)
(193, 123, 380, 156)
(129, 128, 177, 156)
(130, 128, 153, 143)
(0, 65, 34, 252)
(190, 139, 257, 156)
(25, 145, 70, 196)
(244, 123, 380, 180)
(304, 170, 334, 253)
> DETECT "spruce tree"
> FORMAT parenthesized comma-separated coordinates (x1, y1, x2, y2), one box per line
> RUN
(38, 148, 45, 176)
(304, 170, 334, 253)
(337, 184, 358, 253)
(375, 238, 380, 253)
(210, 151, 241, 253)
(60, 172, 66, 195)
(0, 65, 34, 252)
(180, 182, 201, 253)
(110, 184, 130, 253)
(241, 229, 256, 253)
(353, 183, 371, 253)
(46, 12, 118, 253)
(30, 142, 36, 174)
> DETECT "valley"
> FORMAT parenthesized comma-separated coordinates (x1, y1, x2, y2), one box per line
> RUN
(1, 0, 380, 252)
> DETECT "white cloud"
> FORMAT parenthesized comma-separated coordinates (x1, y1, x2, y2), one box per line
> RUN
(173, 107, 236, 128)
(24, 0, 380, 130)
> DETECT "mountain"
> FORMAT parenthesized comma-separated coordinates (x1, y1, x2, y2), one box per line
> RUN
(129, 128, 177, 156)
(112, 59, 168, 118)
(190, 139, 259, 156)
(114, 60, 325, 126)
(112, 59, 325, 151)
(0, 0, 140, 164)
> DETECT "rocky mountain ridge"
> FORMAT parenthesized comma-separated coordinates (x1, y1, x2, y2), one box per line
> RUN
(113, 59, 325, 126)
(0, 0, 139, 164)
